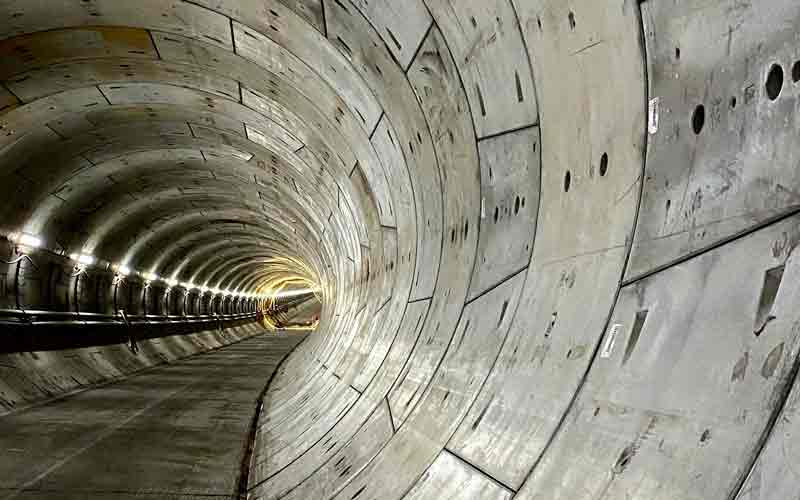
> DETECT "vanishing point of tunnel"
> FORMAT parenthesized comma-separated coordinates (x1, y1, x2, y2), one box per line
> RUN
(0, 0, 798, 499)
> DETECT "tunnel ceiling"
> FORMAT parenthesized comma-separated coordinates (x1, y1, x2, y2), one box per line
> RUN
(0, 1, 377, 297)
(2, 0, 800, 499)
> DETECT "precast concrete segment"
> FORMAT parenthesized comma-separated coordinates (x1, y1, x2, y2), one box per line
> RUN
(0, 0, 800, 499)
(0, 331, 306, 499)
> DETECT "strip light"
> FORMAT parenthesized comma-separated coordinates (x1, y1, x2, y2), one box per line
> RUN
(11, 233, 43, 248)
(70, 253, 96, 266)
(273, 288, 320, 299)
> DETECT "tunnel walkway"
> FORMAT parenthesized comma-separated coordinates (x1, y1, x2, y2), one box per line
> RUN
(0, 331, 305, 500)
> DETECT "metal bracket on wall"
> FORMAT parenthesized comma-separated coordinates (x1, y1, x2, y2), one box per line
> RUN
(118, 309, 138, 354)
(4, 250, 37, 310)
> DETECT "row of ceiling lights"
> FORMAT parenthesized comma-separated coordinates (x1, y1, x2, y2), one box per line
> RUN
(7, 232, 272, 300)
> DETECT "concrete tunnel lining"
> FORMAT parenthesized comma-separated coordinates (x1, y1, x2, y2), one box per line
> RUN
(0, 0, 798, 499)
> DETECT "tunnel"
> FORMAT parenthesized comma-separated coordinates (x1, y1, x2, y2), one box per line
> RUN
(0, 0, 798, 499)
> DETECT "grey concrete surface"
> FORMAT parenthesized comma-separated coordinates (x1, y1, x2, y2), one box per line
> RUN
(0, 331, 305, 499)
(0, 0, 798, 499)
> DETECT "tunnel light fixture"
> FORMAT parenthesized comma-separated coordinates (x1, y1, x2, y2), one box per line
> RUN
(70, 253, 96, 266)
(143, 272, 158, 283)
(10, 232, 43, 249)
(181, 282, 195, 290)
(166, 278, 178, 288)
(115, 265, 131, 276)
(273, 288, 320, 299)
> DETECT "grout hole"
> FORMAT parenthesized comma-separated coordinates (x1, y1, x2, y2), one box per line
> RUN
(766, 64, 784, 101)
(599, 152, 608, 176)
(564, 170, 571, 192)
(692, 104, 705, 135)
(792, 60, 800, 83)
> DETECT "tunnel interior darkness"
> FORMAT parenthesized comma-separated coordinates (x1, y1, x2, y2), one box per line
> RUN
(1, 0, 800, 499)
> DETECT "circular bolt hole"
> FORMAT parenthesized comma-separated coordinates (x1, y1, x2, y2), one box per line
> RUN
(514, 196, 520, 215)
(564, 171, 571, 192)
(792, 61, 800, 83)
(692, 104, 705, 135)
(766, 64, 784, 101)
(599, 153, 609, 176)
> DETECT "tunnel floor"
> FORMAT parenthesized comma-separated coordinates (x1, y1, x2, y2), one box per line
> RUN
(0, 331, 306, 500)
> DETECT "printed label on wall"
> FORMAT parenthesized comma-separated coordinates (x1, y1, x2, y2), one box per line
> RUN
(601, 323, 622, 358)
(648, 97, 660, 134)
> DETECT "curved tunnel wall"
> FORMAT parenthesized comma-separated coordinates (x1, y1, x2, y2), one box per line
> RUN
(0, 1, 799, 499)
